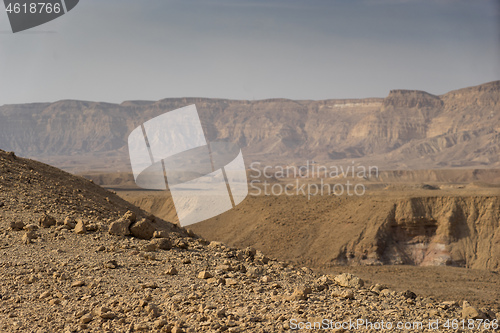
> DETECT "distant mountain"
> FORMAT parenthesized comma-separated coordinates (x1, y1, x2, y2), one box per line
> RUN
(0, 81, 498, 172)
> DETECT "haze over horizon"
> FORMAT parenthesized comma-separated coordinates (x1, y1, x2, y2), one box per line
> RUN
(0, 0, 499, 106)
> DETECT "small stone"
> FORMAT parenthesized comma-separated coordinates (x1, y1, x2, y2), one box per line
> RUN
(100, 312, 116, 320)
(171, 326, 184, 333)
(123, 210, 136, 223)
(22, 231, 38, 244)
(198, 271, 213, 279)
(39, 291, 51, 299)
(39, 214, 56, 228)
(151, 238, 172, 250)
(153, 230, 169, 238)
(462, 301, 487, 320)
(63, 217, 76, 229)
(71, 280, 85, 287)
(208, 241, 223, 248)
(108, 217, 131, 236)
(226, 278, 238, 286)
(9, 221, 25, 231)
(246, 267, 264, 277)
(333, 289, 355, 299)
(141, 282, 158, 289)
(174, 239, 188, 249)
(244, 247, 256, 257)
(287, 286, 312, 301)
(86, 223, 99, 232)
(105, 260, 118, 269)
(402, 290, 417, 299)
(216, 308, 226, 317)
(154, 318, 168, 328)
(134, 322, 150, 331)
(130, 218, 156, 239)
(80, 313, 93, 324)
(334, 273, 364, 289)
(261, 276, 272, 283)
(141, 243, 157, 252)
(23, 224, 38, 231)
(96, 306, 111, 316)
(146, 303, 160, 317)
(49, 298, 60, 305)
(74, 220, 87, 234)
(165, 267, 178, 276)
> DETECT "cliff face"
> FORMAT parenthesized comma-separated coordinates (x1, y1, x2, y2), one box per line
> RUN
(184, 193, 500, 272)
(0, 81, 498, 171)
(377, 196, 500, 270)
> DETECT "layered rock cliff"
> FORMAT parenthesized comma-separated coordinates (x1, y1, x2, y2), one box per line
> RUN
(0, 81, 498, 171)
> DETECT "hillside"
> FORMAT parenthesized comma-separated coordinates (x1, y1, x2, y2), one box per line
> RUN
(4, 151, 500, 331)
(0, 81, 498, 172)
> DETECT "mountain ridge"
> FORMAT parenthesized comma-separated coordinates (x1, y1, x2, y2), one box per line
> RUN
(0, 81, 498, 172)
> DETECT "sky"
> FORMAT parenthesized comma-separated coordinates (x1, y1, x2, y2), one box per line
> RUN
(0, 0, 499, 105)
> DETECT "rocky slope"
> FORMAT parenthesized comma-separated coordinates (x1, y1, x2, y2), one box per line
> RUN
(2, 149, 500, 331)
(0, 81, 498, 172)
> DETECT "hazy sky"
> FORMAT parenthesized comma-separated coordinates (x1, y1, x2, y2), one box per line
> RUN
(0, 0, 499, 105)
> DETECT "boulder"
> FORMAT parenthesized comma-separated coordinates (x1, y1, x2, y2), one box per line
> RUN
(461, 301, 487, 320)
(39, 214, 56, 228)
(130, 218, 156, 240)
(334, 273, 364, 289)
(74, 219, 87, 234)
(151, 238, 172, 250)
(108, 217, 132, 236)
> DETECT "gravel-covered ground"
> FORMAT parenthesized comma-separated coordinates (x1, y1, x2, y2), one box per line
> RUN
(0, 150, 499, 332)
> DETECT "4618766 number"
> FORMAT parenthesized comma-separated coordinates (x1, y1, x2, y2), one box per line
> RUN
(5, 2, 61, 14)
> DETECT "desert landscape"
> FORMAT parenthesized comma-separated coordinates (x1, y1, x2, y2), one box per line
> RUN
(0, 81, 499, 331)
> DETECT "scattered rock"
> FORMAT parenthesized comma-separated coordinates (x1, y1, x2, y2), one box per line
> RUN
(22, 231, 38, 244)
(130, 218, 156, 239)
(74, 220, 87, 234)
(63, 217, 76, 229)
(402, 290, 417, 299)
(108, 217, 132, 236)
(174, 239, 189, 249)
(123, 210, 136, 223)
(141, 243, 157, 252)
(86, 223, 99, 232)
(151, 238, 172, 250)
(165, 267, 178, 276)
(153, 230, 169, 238)
(333, 289, 355, 300)
(39, 214, 56, 228)
(23, 223, 38, 231)
(334, 273, 364, 289)
(461, 301, 487, 320)
(287, 286, 312, 301)
(71, 280, 85, 287)
(105, 260, 118, 269)
(171, 326, 184, 333)
(198, 271, 213, 279)
(9, 221, 25, 231)
(244, 247, 257, 257)
(39, 291, 51, 299)
(80, 313, 93, 324)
